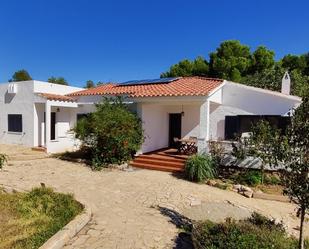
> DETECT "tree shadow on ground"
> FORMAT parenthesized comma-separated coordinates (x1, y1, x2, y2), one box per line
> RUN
(157, 206, 194, 249)
(52, 149, 92, 166)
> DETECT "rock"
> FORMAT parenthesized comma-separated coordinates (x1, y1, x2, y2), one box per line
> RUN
(241, 186, 252, 192)
(190, 199, 202, 206)
(207, 180, 217, 186)
(233, 184, 242, 191)
(243, 190, 253, 198)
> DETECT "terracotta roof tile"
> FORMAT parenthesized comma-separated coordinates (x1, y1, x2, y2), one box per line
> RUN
(38, 93, 76, 102)
(68, 77, 223, 98)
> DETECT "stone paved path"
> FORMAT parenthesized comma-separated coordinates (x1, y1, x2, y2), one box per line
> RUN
(0, 144, 307, 249)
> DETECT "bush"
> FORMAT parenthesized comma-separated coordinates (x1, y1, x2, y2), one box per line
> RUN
(192, 212, 307, 249)
(185, 154, 217, 182)
(237, 170, 263, 186)
(208, 140, 225, 167)
(74, 97, 144, 170)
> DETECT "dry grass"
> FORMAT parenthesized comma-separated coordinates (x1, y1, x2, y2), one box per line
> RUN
(0, 187, 83, 249)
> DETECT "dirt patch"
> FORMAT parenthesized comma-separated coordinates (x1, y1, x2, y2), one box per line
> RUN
(183, 201, 252, 223)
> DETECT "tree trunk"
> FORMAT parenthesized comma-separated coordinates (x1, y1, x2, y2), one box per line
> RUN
(299, 206, 306, 249)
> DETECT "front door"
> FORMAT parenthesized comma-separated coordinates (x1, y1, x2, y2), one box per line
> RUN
(169, 113, 182, 148)
(51, 112, 56, 140)
(44, 112, 56, 141)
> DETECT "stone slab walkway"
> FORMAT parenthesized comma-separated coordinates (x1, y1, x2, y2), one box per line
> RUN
(0, 144, 307, 249)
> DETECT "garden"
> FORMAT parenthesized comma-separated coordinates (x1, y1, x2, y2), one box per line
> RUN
(184, 96, 309, 249)
(0, 186, 83, 249)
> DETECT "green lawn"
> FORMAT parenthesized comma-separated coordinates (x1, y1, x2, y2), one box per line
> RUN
(0, 187, 83, 249)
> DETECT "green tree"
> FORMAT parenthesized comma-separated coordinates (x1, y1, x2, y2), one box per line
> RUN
(209, 40, 251, 81)
(10, 69, 32, 82)
(74, 97, 144, 170)
(250, 46, 275, 73)
(191, 56, 209, 76)
(234, 120, 282, 184)
(161, 59, 194, 78)
(281, 97, 309, 249)
(241, 63, 285, 92)
(281, 54, 307, 73)
(84, 80, 95, 88)
(48, 76, 68, 85)
(241, 98, 309, 249)
(241, 64, 309, 97)
(161, 56, 209, 78)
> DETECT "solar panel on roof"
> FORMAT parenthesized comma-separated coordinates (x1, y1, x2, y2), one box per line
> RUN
(118, 77, 179, 86)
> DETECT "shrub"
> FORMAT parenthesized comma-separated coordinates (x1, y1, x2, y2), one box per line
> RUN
(264, 174, 281, 185)
(74, 97, 144, 170)
(192, 212, 307, 249)
(208, 140, 225, 167)
(185, 154, 217, 182)
(0, 153, 8, 170)
(237, 170, 262, 186)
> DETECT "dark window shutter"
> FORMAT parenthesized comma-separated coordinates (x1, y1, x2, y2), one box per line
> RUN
(8, 114, 23, 132)
(225, 116, 239, 140)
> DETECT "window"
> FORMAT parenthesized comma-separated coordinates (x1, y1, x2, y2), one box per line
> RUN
(77, 113, 90, 121)
(8, 114, 23, 132)
(224, 115, 290, 140)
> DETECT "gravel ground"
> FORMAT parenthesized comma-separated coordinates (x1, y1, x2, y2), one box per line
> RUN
(0, 144, 307, 249)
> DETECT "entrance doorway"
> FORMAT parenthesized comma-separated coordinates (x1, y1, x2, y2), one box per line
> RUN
(44, 112, 56, 141)
(169, 113, 182, 148)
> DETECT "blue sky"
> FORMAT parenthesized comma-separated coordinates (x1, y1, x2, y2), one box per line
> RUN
(0, 0, 308, 87)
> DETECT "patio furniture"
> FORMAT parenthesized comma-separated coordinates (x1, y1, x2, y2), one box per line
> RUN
(178, 138, 197, 155)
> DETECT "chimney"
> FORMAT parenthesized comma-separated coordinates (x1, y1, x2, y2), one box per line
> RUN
(281, 71, 291, 95)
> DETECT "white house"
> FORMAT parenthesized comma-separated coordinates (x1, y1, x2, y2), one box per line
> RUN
(0, 76, 302, 154)
(0, 80, 83, 153)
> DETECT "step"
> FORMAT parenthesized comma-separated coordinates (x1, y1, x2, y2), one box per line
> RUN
(130, 162, 184, 172)
(133, 158, 184, 168)
(31, 147, 47, 152)
(156, 152, 188, 160)
(137, 154, 186, 163)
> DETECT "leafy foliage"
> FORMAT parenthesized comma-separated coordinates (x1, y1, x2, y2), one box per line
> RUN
(237, 170, 263, 187)
(192, 213, 307, 249)
(84, 80, 95, 88)
(209, 40, 252, 81)
(235, 97, 309, 249)
(161, 40, 309, 97)
(161, 56, 209, 78)
(9, 69, 32, 82)
(185, 154, 217, 182)
(74, 97, 144, 170)
(281, 96, 309, 249)
(0, 153, 8, 170)
(48, 76, 68, 85)
(250, 46, 275, 73)
(0, 187, 83, 249)
(232, 120, 283, 184)
(208, 140, 225, 167)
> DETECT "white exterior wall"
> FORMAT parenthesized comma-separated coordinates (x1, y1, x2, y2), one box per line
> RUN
(208, 83, 302, 140)
(33, 81, 83, 95)
(0, 80, 83, 151)
(0, 81, 35, 146)
(139, 103, 200, 153)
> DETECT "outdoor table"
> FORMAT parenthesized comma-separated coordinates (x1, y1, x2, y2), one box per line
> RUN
(178, 138, 197, 155)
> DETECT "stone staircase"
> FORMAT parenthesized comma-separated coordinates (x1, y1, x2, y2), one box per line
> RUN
(130, 149, 188, 172)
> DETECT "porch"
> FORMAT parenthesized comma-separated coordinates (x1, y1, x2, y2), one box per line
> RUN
(34, 94, 79, 153)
